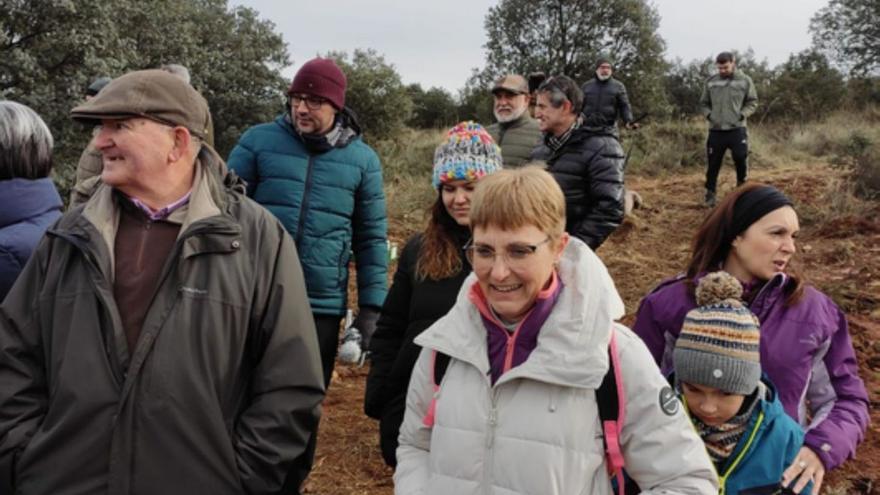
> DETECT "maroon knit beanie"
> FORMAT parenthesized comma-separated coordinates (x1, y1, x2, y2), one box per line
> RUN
(287, 58, 347, 110)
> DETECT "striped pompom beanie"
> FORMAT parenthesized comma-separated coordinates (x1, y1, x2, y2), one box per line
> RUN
(673, 271, 761, 395)
(432, 121, 503, 189)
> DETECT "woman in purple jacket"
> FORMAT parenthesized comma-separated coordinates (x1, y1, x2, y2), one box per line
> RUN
(632, 183, 868, 493)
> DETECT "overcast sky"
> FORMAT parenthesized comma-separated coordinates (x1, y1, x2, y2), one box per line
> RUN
(233, 0, 829, 94)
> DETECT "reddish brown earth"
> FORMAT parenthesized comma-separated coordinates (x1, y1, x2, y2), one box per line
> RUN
(307, 162, 880, 494)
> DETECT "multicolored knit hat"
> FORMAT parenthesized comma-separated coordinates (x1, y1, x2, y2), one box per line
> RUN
(673, 271, 762, 395)
(432, 121, 503, 189)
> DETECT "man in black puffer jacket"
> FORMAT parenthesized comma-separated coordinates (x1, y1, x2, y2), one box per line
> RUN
(580, 57, 638, 137)
(531, 76, 625, 250)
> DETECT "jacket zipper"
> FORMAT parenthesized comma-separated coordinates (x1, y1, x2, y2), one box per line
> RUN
(294, 155, 315, 247)
(484, 383, 499, 495)
(716, 411, 766, 495)
(747, 274, 784, 316)
(681, 394, 766, 494)
(49, 231, 126, 388)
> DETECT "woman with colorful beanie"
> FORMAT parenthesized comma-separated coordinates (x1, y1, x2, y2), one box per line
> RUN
(633, 183, 869, 493)
(365, 122, 503, 467)
(674, 271, 811, 495)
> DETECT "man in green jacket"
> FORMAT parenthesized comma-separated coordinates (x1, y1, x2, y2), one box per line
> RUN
(700, 51, 758, 206)
(0, 70, 325, 495)
(486, 74, 541, 168)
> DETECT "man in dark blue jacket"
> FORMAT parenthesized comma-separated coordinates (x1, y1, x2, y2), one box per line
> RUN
(228, 57, 388, 493)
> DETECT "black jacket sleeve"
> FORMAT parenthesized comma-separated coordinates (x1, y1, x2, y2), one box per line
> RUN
(365, 235, 419, 419)
(0, 238, 50, 494)
(570, 138, 626, 249)
(233, 222, 325, 495)
(616, 81, 635, 124)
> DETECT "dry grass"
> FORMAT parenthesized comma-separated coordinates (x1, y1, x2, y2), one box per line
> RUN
(306, 111, 880, 494)
(307, 158, 880, 495)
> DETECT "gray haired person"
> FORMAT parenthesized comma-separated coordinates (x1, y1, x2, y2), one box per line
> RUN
(530, 76, 625, 250)
(0, 101, 63, 299)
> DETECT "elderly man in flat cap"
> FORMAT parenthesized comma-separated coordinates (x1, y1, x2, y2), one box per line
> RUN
(0, 69, 324, 495)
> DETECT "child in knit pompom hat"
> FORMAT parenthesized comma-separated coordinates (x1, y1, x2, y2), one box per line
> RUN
(674, 271, 812, 495)
(432, 121, 503, 189)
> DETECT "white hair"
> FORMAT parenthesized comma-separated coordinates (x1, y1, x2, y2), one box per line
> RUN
(0, 101, 54, 179)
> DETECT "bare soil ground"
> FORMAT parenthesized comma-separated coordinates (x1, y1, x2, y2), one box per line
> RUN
(307, 162, 880, 494)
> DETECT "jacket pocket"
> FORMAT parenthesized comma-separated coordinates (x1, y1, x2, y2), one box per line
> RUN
(337, 239, 351, 289)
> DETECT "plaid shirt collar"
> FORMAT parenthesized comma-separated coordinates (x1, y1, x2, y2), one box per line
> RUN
(546, 115, 583, 152)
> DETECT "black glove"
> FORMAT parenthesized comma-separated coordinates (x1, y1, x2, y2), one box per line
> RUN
(353, 306, 381, 351)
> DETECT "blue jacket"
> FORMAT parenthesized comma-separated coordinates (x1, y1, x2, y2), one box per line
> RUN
(0, 178, 62, 300)
(227, 114, 387, 315)
(684, 379, 810, 495)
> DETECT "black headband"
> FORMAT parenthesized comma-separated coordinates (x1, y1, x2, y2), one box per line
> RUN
(729, 186, 794, 240)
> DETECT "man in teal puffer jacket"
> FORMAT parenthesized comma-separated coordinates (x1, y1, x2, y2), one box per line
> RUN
(228, 57, 387, 493)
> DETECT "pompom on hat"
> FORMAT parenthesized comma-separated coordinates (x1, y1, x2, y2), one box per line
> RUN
(673, 271, 762, 395)
(432, 121, 503, 189)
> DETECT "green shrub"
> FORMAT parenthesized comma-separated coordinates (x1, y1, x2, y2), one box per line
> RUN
(625, 118, 705, 175)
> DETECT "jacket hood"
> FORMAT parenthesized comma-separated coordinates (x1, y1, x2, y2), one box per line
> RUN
(0, 178, 62, 228)
(416, 237, 625, 388)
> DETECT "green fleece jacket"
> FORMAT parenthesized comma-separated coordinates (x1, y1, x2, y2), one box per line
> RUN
(700, 70, 758, 130)
(487, 112, 541, 168)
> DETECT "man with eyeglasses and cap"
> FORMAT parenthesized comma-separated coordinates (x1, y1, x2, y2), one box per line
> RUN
(0, 69, 324, 495)
(486, 74, 541, 168)
(228, 57, 388, 492)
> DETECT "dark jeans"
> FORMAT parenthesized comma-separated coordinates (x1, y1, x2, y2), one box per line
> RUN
(286, 315, 342, 494)
(706, 127, 749, 193)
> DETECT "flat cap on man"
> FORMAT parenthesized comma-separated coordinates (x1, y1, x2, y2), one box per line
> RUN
(71, 69, 211, 139)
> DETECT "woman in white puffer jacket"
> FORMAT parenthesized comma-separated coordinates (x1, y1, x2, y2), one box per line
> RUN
(394, 166, 718, 495)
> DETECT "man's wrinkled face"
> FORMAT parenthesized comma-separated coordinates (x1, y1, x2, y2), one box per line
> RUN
(717, 61, 735, 78)
(493, 90, 529, 123)
(596, 63, 613, 79)
(290, 93, 337, 135)
(93, 117, 175, 196)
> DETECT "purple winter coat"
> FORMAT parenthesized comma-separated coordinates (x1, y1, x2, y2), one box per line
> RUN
(632, 272, 869, 470)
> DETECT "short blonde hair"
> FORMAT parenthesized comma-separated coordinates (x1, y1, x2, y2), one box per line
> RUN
(470, 165, 565, 238)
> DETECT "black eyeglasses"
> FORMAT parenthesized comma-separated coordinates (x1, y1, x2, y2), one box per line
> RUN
(290, 94, 328, 110)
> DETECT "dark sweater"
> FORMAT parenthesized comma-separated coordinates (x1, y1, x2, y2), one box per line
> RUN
(114, 197, 181, 351)
(365, 227, 471, 466)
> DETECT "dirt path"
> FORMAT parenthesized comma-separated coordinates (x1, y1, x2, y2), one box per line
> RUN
(308, 162, 880, 494)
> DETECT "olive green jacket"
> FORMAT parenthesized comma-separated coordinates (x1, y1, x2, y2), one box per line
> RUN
(700, 70, 758, 130)
(0, 147, 324, 495)
(487, 112, 541, 168)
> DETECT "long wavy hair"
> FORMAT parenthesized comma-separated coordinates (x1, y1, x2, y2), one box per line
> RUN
(686, 183, 806, 305)
(416, 191, 466, 281)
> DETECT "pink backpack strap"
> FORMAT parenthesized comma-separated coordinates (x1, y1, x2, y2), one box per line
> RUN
(422, 350, 441, 427)
(597, 328, 627, 495)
